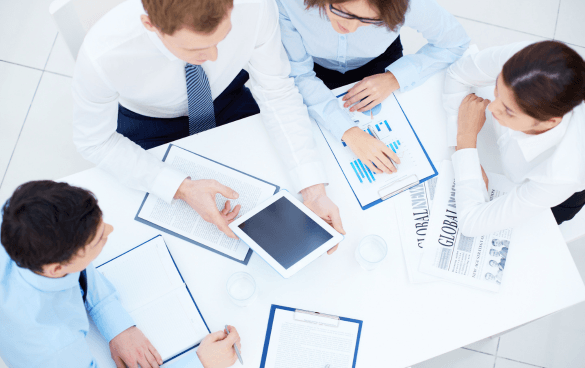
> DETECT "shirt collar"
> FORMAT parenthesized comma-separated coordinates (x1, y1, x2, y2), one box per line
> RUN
(512, 114, 571, 162)
(17, 264, 81, 292)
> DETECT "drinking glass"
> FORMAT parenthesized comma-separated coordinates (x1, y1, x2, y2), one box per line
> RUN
(226, 272, 258, 306)
(355, 235, 388, 271)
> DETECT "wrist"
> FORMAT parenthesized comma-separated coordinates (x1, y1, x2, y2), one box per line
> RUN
(300, 184, 326, 202)
(456, 134, 477, 150)
(174, 178, 191, 200)
(341, 126, 361, 143)
(385, 71, 400, 90)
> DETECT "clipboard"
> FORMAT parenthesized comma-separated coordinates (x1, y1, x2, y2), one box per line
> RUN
(134, 144, 280, 265)
(316, 90, 437, 210)
(260, 305, 363, 368)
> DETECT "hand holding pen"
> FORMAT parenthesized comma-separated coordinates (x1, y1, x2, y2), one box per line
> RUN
(196, 325, 242, 367)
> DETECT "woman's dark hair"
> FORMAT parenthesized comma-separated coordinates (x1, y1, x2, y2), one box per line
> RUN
(1, 181, 102, 273)
(502, 41, 585, 121)
(305, 0, 410, 32)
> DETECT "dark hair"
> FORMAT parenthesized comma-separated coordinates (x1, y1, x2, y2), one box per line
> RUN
(305, 0, 409, 32)
(1, 181, 102, 273)
(142, 0, 233, 35)
(502, 41, 585, 121)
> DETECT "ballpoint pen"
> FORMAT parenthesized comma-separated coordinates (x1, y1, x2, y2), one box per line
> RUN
(225, 325, 244, 365)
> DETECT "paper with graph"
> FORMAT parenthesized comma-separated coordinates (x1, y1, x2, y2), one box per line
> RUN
(317, 85, 437, 209)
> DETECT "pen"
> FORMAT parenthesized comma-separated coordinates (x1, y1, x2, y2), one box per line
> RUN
(225, 325, 243, 365)
(370, 109, 374, 120)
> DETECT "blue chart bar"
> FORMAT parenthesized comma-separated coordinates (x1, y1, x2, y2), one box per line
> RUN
(393, 142, 399, 150)
(357, 160, 372, 183)
(354, 160, 366, 179)
(350, 162, 363, 183)
(376, 124, 381, 131)
(366, 129, 374, 137)
(384, 120, 391, 131)
(365, 165, 376, 182)
(397, 140, 401, 145)
(389, 144, 396, 153)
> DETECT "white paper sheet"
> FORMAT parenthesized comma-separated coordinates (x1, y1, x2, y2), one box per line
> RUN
(316, 87, 436, 208)
(419, 161, 514, 292)
(137, 145, 276, 261)
(395, 178, 439, 283)
(263, 309, 359, 368)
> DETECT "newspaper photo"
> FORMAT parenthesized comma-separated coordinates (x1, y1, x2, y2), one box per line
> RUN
(419, 160, 513, 292)
(395, 177, 439, 283)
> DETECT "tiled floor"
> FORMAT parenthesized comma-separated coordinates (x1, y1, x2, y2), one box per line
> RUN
(1, 0, 584, 367)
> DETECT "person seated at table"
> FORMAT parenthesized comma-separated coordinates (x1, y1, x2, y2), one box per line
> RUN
(276, 0, 470, 175)
(0, 180, 242, 368)
(444, 41, 585, 236)
(72, 0, 345, 252)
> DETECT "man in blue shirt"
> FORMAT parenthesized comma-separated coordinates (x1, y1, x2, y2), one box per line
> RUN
(0, 181, 241, 368)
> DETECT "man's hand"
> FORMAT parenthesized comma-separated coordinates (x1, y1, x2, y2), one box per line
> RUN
(342, 71, 400, 112)
(197, 326, 242, 368)
(456, 93, 491, 150)
(300, 184, 346, 255)
(342, 127, 400, 174)
(109, 326, 162, 368)
(175, 178, 241, 239)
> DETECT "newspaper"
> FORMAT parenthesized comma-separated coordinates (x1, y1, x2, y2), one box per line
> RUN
(395, 177, 439, 283)
(419, 161, 513, 292)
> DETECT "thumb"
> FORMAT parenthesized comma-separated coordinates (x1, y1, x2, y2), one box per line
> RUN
(214, 182, 239, 200)
(222, 329, 239, 347)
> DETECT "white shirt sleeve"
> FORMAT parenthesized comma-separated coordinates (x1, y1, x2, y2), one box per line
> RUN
(452, 148, 581, 237)
(72, 46, 187, 203)
(245, 0, 328, 193)
(442, 42, 533, 146)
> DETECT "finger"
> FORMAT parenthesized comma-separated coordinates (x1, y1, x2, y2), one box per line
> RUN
(208, 330, 228, 342)
(225, 204, 241, 222)
(483, 99, 492, 107)
(149, 344, 163, 366)
(345, 89, 369, 108)
(223, 328, 240, 346)
(463, 93, 476, 102)
(355, 97, 376, 112)
(330, 208, 346, 235)
(343, 81, 366, 102)
(214, 182, 239, 200)
(114, 356, 126, 368)
(364, 158, 383, 174)
(137, 352, 154, 368)
(377, 153, 397, 173)
(350, 93, 373, 111)
(211, 211, 238, 239)
(222, 200, 231, 215)
(382, 145, 400, 165)
(374, 156, 394, 174)
(327, 244, 339, 255)
(144, 350, 160, 368)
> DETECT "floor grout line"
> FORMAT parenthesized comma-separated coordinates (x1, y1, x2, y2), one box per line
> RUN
(461, 347, 494, 356)
(0, 59, 44, 73)
(497, 356, 546, 368)
(454, 16, 550, 39)
(552, 0, 562, 39)
(493, 337, 500, 368)
(43, 33, 59, 70)
(44, 70, 73, 79)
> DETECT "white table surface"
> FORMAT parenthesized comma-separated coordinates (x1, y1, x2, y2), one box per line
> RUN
(62, 71, 585, 368)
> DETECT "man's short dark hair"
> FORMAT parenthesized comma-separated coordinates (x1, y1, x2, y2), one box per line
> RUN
(1, 181, 102, 273)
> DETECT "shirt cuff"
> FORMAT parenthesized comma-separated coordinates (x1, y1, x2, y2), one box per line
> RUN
(452, 148, 483, 182)
(91, 299, 135, 342)
(386, 57, 418, 91)
(289, 161, 329, 193)
(326, 109, 356, 143)
(447, 116, 458, 147)
(150, 166, 189, 203)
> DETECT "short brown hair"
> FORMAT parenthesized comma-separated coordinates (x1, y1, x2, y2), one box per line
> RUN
(305, 0, 409, 32)
(503, 41, 585, 121)
(1, 181, 102, 272)
(142, 0, 233, 35)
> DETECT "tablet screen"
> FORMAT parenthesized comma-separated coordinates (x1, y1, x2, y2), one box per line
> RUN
(238, 197, 333, 269)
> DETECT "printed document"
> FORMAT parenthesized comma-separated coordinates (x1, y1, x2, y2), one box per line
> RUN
(263, 308, 360, 368)
(316, 85, 437, 209)
(97, 236, 209, 361)
(137, 145, 276, 261)
(419, 161, 513, 292)
(395, 178, 438, 283)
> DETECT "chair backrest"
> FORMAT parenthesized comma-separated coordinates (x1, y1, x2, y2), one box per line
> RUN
(49, 0, 126, 59)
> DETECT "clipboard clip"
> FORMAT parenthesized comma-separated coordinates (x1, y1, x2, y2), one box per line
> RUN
(294, 309, 340, 327)
(378, 174, 419, 200)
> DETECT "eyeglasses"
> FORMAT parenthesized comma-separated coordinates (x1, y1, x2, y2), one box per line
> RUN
(329, 4, 384, 25)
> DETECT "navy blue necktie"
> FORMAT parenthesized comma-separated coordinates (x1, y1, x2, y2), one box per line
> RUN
(79, 269, 88, 303)
(185, 63, 216, 135)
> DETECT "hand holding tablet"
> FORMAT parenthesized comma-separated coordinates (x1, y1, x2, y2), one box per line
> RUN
(229, 191, 344, 278)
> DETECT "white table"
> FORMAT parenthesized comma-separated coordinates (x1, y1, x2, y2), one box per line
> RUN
(64, 72, 585, 368)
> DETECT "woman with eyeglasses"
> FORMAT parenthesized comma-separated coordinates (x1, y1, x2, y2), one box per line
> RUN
(276, 0, 470, 175)
(445, 41, 585, 235)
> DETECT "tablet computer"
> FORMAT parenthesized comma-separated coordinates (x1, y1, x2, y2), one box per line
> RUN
(229, 191, 344, 278)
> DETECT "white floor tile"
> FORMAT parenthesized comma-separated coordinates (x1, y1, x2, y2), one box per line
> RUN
(554, 0, 585, 48)
(437, 0, 559, 38)
(464, 337, 499, 356)
(0, 0, 58, 69)
(0, 72, 93, 205)
(456, 18, 546, 51)
(0, 357, 6, 368)
(400, 26, 429, 55)
(495, 357, 544, 368)
(45, 33, 76, 77)
(0, 62, 42, 186)
(412, 348, 495, 368)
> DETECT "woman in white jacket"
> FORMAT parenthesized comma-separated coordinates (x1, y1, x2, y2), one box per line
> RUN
(443, 41, 585, 236)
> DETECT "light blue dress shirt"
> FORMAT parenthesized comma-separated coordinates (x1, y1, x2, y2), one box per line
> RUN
(276, 0, 471, 142)
(0, 241, 204, 368)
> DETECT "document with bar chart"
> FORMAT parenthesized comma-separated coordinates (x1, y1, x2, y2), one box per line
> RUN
(317, 85, 437, 210)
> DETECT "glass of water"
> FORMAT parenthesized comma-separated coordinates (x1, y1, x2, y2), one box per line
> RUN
(226, 272, 258, 307)
(355, 235, 388, 271)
